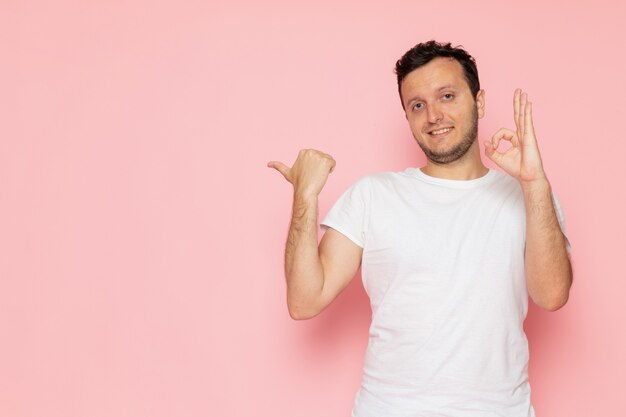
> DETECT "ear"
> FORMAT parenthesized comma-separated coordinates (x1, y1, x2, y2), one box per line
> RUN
(476, 89, 485, 118)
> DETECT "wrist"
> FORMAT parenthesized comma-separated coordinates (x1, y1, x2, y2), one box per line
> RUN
(520, 176, 550, 193)
(293, 190, 318, 205)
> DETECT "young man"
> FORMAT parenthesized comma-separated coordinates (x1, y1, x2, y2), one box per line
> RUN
(268, 40, 572, 417)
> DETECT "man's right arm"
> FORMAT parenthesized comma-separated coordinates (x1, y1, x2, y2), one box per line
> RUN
(268, 149, 363, 320)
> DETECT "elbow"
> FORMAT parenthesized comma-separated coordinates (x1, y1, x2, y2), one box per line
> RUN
(533, 267, 573, 312)
(540, 284, 572, 311)
(288, 308, 318, 321)
(287, 283, 325, 320)
(542, 294, 569, 311)
(288, 306, 310, 320)
(287, 300, 321, 321)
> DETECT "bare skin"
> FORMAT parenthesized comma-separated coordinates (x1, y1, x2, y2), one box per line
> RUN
(267, 150, 362, 319)
(269, 58, 572, 318)
(400, 58, 488, 181)
(484, 88, 573, 310)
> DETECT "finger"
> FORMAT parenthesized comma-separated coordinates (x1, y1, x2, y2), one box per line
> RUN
(483, 140, 504, 165)
(329, 158, 337, 173)
(267, 161, 291, 178)
(519, 92, 527, 141)
(525, 100, 533, 132)
(514, 88, 521, 133)
(524, 101, 537, 146)
(515, 88, 523, 138)
(491, 127, 519, 148)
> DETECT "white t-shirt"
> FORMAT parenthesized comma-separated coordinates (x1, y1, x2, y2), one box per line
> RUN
(320, 167, 570, 417)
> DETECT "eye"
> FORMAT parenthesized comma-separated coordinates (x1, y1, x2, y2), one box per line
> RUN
(443, 93, 454, 100)
(412, 102, 424, 110)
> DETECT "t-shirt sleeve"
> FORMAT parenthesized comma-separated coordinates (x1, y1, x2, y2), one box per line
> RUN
(320, 176, 371, 248)
(551, 189, 572, 253)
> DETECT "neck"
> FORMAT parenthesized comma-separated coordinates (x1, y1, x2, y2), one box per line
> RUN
(420, 144, 488, 180)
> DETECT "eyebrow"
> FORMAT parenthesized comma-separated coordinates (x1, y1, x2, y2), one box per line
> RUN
(404, 84, 458, 108)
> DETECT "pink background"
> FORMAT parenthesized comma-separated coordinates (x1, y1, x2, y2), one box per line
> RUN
(1, 1, 625, 416)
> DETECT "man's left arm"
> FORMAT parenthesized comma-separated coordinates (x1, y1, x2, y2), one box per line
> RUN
(484, 88, 573, 311)
(521, 179, 572, 311)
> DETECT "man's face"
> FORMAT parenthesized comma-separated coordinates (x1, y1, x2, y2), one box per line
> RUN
(400, 57, 485, 164)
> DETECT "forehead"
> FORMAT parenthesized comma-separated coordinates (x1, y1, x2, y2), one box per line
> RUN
(400, 57, 469, 102)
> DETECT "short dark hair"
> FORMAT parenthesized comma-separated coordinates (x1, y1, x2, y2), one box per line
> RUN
(394, 40, 480, 109)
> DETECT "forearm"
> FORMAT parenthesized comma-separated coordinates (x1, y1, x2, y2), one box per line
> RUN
(522, 179, 573, 310)
(285, 193, 324, 319)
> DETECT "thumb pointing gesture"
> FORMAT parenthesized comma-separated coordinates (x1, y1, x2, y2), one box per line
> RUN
(267, 160, 292, 182)
(268, 149, 336, 197)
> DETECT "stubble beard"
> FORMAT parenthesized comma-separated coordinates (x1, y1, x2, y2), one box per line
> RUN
(414, 105, 479, 165)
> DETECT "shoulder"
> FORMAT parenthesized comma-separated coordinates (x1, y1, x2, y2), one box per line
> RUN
(489, 168, 516, 184)
(335, 171, 406, 201)
(488, 169, 524, 194)
(357, 169, 413, 188)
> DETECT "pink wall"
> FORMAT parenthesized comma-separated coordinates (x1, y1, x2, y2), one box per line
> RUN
(1, 1, 624, 416)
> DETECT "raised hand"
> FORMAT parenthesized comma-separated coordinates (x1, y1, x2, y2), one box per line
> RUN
(267, 149, 336, 198)
(484, 89, 547, 184)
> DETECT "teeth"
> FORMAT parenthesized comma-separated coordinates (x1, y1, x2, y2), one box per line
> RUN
(431, 127, 452, 135)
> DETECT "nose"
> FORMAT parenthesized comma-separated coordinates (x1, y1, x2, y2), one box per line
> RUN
(426, 103, 443, 124)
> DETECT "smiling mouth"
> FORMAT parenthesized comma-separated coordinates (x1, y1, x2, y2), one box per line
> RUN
(428, 127, 454, 138)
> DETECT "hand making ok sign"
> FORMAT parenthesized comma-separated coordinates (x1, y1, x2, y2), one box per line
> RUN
(484, 89, 548, 185)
